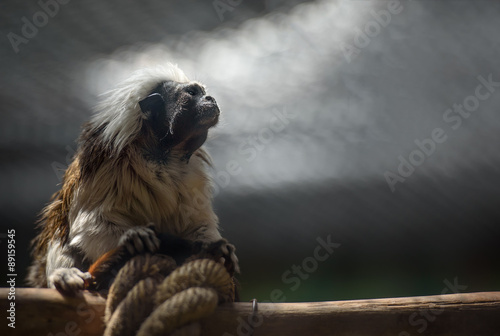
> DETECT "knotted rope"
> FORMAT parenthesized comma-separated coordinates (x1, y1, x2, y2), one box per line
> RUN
(100, 254, 235, 336)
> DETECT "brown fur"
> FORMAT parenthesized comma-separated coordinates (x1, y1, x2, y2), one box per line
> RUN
(27, 158, 80, 287)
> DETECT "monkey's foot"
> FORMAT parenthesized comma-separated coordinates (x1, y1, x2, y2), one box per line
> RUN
(119, 226, 160, 255)
(200, 239, 240, 275)
(48, 267, 92, 295)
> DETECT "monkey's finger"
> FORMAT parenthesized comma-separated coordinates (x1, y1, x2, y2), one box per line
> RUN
(54, 281, 69, 293)
(125, 242, 135, 255)
(221, 242, 236, 257)
(50, 268, 86, 295)
(145, 234, 161, 252)
(143, 236, 157, 252)
(220, 244, 229, 256)
(232, 253, 240, 274)
(51, 274, 68, 292)
(82, 271, 92, 281)
(152, 235, 161, 250)
(222, 244, 240, 274)
(137, 227, 159, 252)
(65, 273, 85, 290)
(74, 270, 92, 287)
(72, 268, 91, 280)
(133, 236, 145, 253)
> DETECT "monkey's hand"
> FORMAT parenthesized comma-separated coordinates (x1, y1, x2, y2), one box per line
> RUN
(221, 240, 240, 275)
(48, 267, 92, 295)
(118, 226, 160, 255)
(198, 239, 240, 275)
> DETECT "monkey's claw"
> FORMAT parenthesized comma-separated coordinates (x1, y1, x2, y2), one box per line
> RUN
(221, 242, 240, 274)
(48, 267, 92, 295)
(119, 226, 160, 255)
(202, 239, 240, 275)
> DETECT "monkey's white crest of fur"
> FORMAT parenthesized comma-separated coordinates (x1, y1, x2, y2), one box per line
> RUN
(92, 64, 190, 154)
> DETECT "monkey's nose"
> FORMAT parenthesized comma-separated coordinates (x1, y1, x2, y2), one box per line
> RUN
(204, 96, 215, 103)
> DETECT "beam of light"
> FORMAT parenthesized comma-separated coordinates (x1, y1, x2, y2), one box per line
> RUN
(83, 0, 379, 192)
(83, 1, 500, 194)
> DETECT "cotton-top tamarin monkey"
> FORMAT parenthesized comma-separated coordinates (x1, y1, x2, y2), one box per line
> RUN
(27, 65, 238, 293)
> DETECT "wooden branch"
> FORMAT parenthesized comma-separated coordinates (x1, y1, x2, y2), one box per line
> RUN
(1, 288, 499, 335)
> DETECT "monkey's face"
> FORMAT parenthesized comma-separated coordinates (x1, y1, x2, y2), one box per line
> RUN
(139, 80, 220, 161)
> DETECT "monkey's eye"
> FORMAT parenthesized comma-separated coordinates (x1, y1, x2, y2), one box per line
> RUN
(184, 84, 204, 96)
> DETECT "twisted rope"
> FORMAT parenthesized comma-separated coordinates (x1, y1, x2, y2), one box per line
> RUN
(102, 255, 234, 336)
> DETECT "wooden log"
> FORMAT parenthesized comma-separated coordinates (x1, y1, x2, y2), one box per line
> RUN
(1, 288, 499, 335)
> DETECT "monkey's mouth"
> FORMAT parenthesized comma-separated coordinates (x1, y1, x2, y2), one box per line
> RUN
(198, 104, 220, 127)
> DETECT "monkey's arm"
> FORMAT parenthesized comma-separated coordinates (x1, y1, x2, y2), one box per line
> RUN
(46, 225, 160, 294)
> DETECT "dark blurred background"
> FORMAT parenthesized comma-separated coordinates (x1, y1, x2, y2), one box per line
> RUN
(0, 0, 499, 302)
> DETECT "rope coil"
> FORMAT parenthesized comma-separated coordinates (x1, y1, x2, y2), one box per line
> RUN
(102, 255, 235, 336)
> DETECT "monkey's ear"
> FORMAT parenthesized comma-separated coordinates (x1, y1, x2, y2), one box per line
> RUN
(139, 93, 164, 115)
